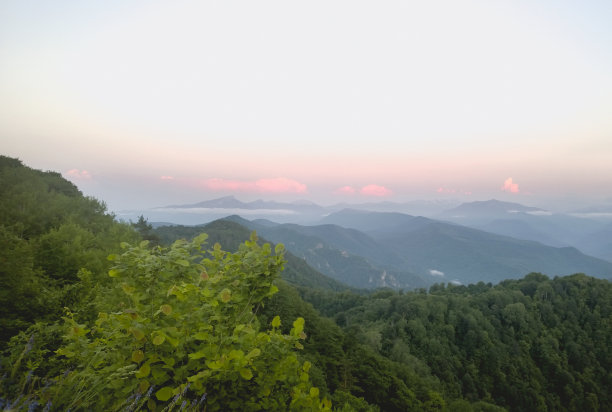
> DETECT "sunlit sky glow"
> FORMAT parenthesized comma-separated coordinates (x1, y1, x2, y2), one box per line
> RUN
(2, 0, 612, 210)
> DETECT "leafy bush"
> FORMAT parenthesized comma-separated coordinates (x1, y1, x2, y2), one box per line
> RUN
(3, 233, 330, 411)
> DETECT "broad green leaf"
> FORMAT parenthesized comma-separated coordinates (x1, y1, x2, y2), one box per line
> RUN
(188, 350, 206, 360)
(108, 269, 120, 277)
(131, 328, 145, 341)
(152, 334, 165, 346)
(240, 368, 253, 380)
(156, 386, 174, 402)
(132, 350, 144, 363)
(160, 304, 172, 315)
(207, 359, 223, 370)
(176, 259, 190, 267)
(228, 350, 244, 360)
(188, 370, 211, 382)
(165, 335, 179, 347)
(193, 332, 209, 340)
(135, 363, 150, 378)
(272, 316, 281, 328)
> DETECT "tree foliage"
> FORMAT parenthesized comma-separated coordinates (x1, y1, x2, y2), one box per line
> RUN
(0, 156, 138, 341)
(300, 274, 612, 411)
(2, 234, 329, 411)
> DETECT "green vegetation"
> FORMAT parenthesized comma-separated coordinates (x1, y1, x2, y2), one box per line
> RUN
(0, 155, 138, 342)
(0, 157, 328, 410)
(297, 274, 612, 411)
(1, 155, 611, 411)
(156, 220, 351, 292)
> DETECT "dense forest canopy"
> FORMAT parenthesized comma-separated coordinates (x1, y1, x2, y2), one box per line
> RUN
(1, 155, 611, 411)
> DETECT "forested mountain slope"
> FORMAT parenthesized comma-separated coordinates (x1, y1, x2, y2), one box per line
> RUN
(297, 273, 612, 411)
(437, 199, 612, 262)
(154, 220, 352, 292)
(0, 155, 138, 341)
(222, 216, 428, 289)
(320, 209, 612, 285)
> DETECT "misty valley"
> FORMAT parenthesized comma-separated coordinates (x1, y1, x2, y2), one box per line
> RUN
(1, 156, 611, 411)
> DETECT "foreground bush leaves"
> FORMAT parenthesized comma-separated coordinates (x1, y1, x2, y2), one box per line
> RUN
(9, 233, 329, 411)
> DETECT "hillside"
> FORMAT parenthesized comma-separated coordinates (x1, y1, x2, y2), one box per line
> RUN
(321, 209, 612, 285)
(224, 216, 428, 289)
(0, 155, 138, 341)
(154, 219, 352, 292)
(437, 199, 612, 262)
(297, 273, 612, 411)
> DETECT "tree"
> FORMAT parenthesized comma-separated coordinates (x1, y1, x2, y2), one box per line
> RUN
(132, 215, 161, 246)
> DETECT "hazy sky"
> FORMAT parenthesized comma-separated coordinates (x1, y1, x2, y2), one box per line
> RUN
(2, 0, 612, 210)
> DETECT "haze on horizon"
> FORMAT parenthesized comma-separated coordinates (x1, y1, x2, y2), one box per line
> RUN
(2, 0, 612, 212)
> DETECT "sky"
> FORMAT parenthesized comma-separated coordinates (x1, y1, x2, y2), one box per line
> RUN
(2, 0, 612, 211)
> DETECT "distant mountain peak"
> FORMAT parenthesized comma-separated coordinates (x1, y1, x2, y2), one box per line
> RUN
(161, 195, 246, 209)
(291, 199, 318, 206)
(157, 196, 325, 215)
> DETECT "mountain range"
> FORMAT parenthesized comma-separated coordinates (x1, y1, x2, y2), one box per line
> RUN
(145, 196, 612, 289)
(436, 199, 612, 261)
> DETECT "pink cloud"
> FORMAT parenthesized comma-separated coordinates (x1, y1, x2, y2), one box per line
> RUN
(64, 169, 91, 179)
(360, 184, 392, 197)
(437, 186, 472, 195)
(501, 177, 520, 193)
(335, 185, 356, 195)
(205, 178, 249, 191)
(255, 177, 307, 193)
(160, 175, 174, 180)
(202, 177, 307, 194)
